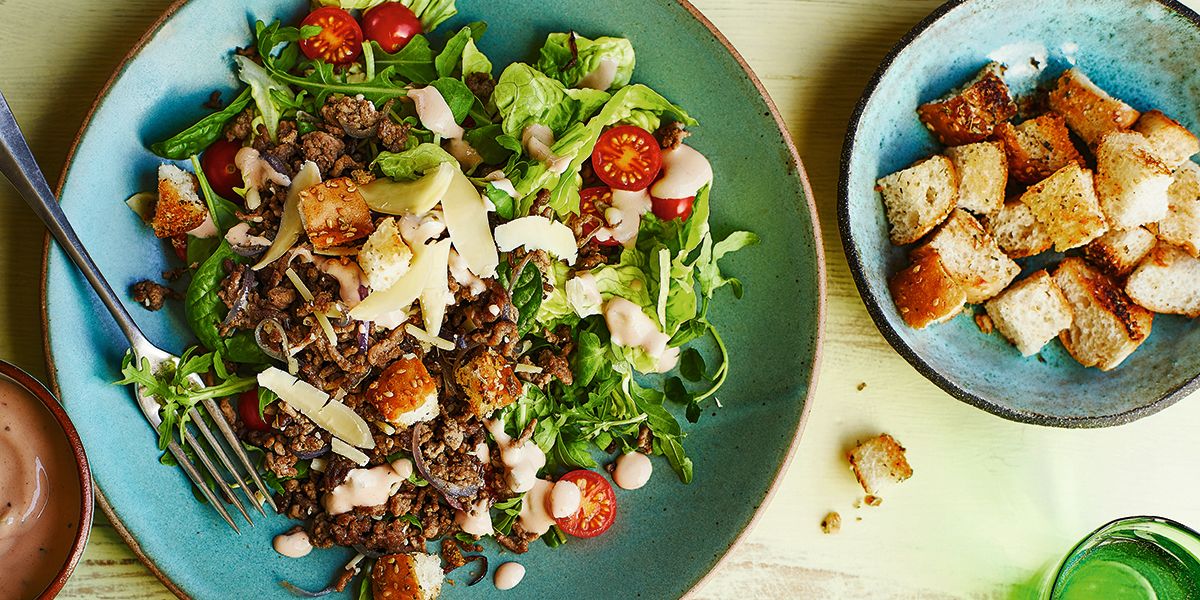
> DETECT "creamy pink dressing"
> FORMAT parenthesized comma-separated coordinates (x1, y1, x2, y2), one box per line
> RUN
(596, 188, 650, 246)
(603, 298, 680, 372)
(315, 257, 368, 308)
(444, 138, 483, 171)
(449, 249, 487, 297)
(322, 459, 413, 515)
(650, 144, 713, 200)
(577, 58, 618, 90)
(455, 499, 493, 537)
(187, 214, 219, 239)
(483, 170, 519, 199)
(516, 479, 556, 536)
(235, 146, 292, 210)
(409, 87, 465, 139)
(225, 222, 272, 250)
(0, 377, 82, 600)
(521, 124, 571, 173)
(613, 452, 653, 490)
(484, 420, 546, 494)
(494, 562, 526, 591)
(549, 480, 581, 519)
(399, 211, 447, 249)
(272, 530, 313, 558)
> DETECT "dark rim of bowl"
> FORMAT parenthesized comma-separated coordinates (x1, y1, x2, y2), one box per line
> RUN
(0, 360, 94, 599)
(36, 0, 827, 597)
(837, 0, 1200, 429)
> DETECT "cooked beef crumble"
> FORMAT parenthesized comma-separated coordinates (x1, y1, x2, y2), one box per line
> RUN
(131, 280, 180, 311)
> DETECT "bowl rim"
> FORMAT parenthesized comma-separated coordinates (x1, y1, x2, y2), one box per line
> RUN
(0, 359, 94, 599)
(35, 0, 827, 597)
(837, 0, 1200, 429)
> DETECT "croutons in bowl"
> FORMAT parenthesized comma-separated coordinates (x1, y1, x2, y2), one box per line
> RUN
(839, 0, 1200, 427)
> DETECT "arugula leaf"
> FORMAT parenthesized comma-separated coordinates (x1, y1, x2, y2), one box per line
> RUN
(150, 88, 251, 159)
(257, 387, 278, 418)
(656, 435, 694, 484)
(356, 572, 373, 600)
(542, 525, 568, 548)
(493, 495, 523, 535)
(372, 37, 438, 85)
(372, 143, 458, 180)
(536, 33, 636, 91)
(571, 329, 604, 387)
(396, 514, 423, 530)
(483, 183, 515, 220)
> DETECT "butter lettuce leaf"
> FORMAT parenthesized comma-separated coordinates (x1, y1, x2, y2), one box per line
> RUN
(536, 33, 636, 91)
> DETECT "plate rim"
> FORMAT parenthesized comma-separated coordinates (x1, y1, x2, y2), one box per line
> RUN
(38, 0, 827, 597)
(836, 0, 1200, 429)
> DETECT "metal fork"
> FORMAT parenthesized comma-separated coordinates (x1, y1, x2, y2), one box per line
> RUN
(0, 90, 277, 532)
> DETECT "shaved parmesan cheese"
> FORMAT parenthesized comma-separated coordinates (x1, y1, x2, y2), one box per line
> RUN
(350, 236, 440, 321)
(494, 216, 578, 264)
(442, 168, 499, 277)
(255, 161, 321, 270)
(359, 162, 455, 216)
(417, 238, 453, 336)
(286, 268, 338, 346)
(257, 367, 375, 449)
(657, 247, 670, 328)
(409, 86, 465, 139)
(126, 191, 156, 223)
(405, 323, 456, 351)
(514, 364, 544, 374)
(332, 438, 370, 466)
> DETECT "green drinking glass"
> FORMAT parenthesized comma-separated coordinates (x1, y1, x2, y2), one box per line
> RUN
(1042, 516, 1200, 600)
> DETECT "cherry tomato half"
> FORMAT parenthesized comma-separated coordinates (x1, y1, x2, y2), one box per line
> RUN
(200, 138, 243, 200)
(238, 389, 271, 431)
(299, 7, 364, 65)
(591, 125, 663, 191)
(362, 3, 422, 53)
(651, 196, 695, 222)
(554, 470, 617, 539)
(578, 187, 622, 247)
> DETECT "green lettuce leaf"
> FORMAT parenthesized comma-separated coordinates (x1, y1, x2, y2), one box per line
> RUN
(372, 143, 457, 180)
(233, 55, 293, 140)
(536, 33, 636, 91)
(493, 63, 578, 138)
(462, 38, 492, 77)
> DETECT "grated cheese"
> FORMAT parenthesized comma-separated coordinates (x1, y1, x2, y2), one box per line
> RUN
(405, 323, 456, 351)
(331, 437, 370, 466)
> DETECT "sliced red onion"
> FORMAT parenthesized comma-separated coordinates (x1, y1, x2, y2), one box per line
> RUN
(220, 269, 256, 330)
(292, 438, 332, 460)
(279, 581, 338, 598)
(352, 544, 385, 559)
(463, 555, 488, 586)
(254, 318, 290, 363)
(356, 322, 369, 355)
(411, 422, 482, 511)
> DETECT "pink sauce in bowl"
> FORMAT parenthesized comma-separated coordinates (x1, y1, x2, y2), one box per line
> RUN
(0, 361, 92, 599)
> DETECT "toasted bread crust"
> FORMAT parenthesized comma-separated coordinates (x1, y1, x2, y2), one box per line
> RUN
(889, 249, 966, 329)
(993, 114, 1086, 184)
(1058, 257, 1152, 342)
(456, 348, 522, 418)
(368, 355, 438, 424)
(152, 172, 207, 238)
(372, 554, 425, 600)
(917, 64, 1017, 146)
(848, 434, 913, 495)
(298, 177, 376, 250)
(1083, 228, 1156, 279)
(1048, 69, 1140, 148)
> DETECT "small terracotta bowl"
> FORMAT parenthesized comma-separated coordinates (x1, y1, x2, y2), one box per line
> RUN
(0, 360, 93, 598)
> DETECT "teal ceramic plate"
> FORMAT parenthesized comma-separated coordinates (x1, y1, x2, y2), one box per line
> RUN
(839, 0, 1200, 428)
(40, 1, 824, 597)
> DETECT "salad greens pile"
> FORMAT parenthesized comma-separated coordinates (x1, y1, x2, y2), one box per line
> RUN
(138, 0, 756, 494)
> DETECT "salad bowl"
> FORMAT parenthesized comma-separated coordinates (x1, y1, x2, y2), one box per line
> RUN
(40, 0, 824, 598)
(839, 0, 1200, 427)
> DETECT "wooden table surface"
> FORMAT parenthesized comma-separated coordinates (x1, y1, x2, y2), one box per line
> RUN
(5, 0, 1200, 598)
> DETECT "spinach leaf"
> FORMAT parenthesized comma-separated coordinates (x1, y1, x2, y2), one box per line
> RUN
(184, 241, 269, 364)
(372, 143, 457, 181)
(508, 258, 544, 337)
(679, 348, 707, 382)
(428, 77, 475, 123)
(483, 183, 515, 220)
(571, 329, 604, 387)
(150, 88, 251, 159)
(434, 24, 483, 78)
(464, 124, 515, 165)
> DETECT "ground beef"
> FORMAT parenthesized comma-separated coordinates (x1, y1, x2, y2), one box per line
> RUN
(224, 108, 255, 142)
(276, 477, 321, 520)
(519, 349, 573, 387)
(377, 119, 412, 153)
(320, 456, 356, 492)
(440, 538, 468, 571)
(253, 121, 301, 171)
(301, 131, 346, 174)
(320, 95, 386, 138)
(130, 280, 180, 311)
(465, 72, 496, 102)
(657, 120, 691, 150)
(495, 523, 538, 554)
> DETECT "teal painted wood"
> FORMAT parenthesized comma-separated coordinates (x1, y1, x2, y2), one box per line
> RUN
(840, 0, 1200, 427)
(41, 0, 823, 598)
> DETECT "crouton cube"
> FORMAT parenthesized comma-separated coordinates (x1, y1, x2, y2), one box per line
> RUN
(848, 434, 912, 496)
(152, 164, 209, 238)
(985, 270, 1074, 356)
(1133, 110, 1199, 168)
(456, 348, 522, 418)
(1053, 257, 1154, 371)
(1155, 161, 1200, 257)
(372, 553, 443, 600)
(916, 63, 1017, 145)
(945, 141, 1008, 216)
(1047, 69, 1140, 148)
(1126, 244, 1200, 317)
(876, 156, 958, 246)
(918, 209, 1019, 303)
(1018, 163, 1109, 251)
(298, 177, 376, 250)
(1095, 131, 1173, 229)
(368, 354, 439, 427)
(888, 249, 966, 330)
(983, 200, 1053, 258)
(993, 113, 1086, 184)
(1083, 227, 1157, 278)
(358, 217, 414, 291)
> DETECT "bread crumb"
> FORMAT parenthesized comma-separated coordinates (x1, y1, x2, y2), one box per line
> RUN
(848, 434, 913, 495)
(865, 495, 883, 507)
(820, 512, 841, 534)
(856, 382, 867, 391)
(975, 313, 994, 334)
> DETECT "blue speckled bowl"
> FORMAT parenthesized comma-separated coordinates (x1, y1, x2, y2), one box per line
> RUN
(39, 0, 824, 598)
(840, 0, 1200, 428)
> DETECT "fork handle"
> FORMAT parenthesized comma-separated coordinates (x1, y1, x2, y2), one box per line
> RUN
(0, 89, 150, 350)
